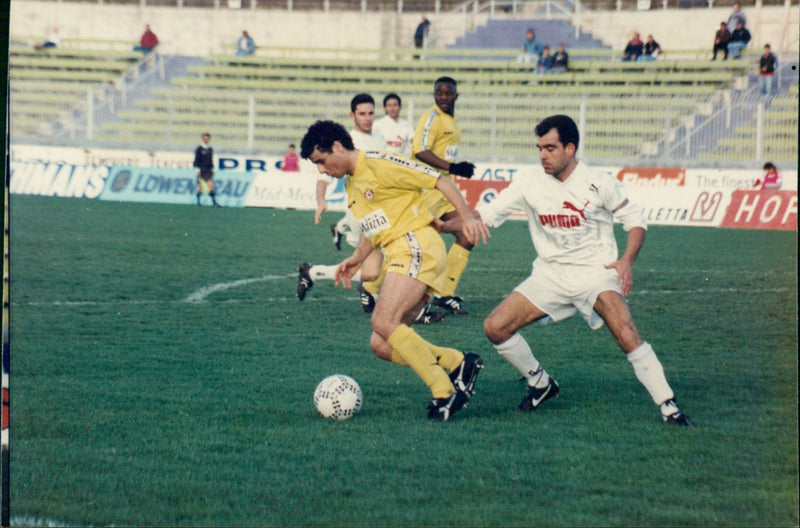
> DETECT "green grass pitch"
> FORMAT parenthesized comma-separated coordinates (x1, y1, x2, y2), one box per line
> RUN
(7, 195, 798, 526)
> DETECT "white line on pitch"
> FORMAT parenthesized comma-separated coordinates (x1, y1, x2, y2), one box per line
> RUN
(183, 274, 293, 303)
(13, 286, 793, 308)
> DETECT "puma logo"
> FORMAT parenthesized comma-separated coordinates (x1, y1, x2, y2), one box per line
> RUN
(562, 200, 589, 220)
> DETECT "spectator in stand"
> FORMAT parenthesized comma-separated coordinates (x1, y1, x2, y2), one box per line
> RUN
(413, 16, 431, 59)
(754, 162, 782, 190)
(622, 32, 644, 61)
(758, 44, 778, 107)
(533, 46, 554, 75)
(517, 28, 544, 64)
(550, 43, 569, 73)
(726, 2, 747, 33)
(712, 21, 732, 60)
(34, 26, 61, 51)
(281, 144, 300, 172)
(638, 34, 661, 61)
(728, 21, 751, 59)
(235, 30, 256, 56)
(133, 24, 159, 54)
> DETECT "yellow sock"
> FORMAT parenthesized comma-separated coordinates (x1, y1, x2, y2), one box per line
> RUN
(387, 325, 454, 398)
(363, 263, 386, 296)
(441, 244, 471, 297)
(390, 349, 409, 366)
(428, 344, 464, 373)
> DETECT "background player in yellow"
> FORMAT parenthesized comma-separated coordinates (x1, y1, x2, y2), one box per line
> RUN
(300, 120, 490, 421)
(412, 76, 476, 316)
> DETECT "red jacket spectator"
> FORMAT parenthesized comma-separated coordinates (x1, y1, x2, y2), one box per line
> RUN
(137, 25, 159, 52)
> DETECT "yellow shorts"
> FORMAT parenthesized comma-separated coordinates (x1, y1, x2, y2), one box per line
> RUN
(423, 188, 456, 219)
(382, 226, 447, 296)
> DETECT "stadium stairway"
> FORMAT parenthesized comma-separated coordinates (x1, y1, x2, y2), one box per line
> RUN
(450, 19, 608, 54)
(88, 55, 207, 134)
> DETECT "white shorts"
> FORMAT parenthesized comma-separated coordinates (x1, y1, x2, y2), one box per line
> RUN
(514, 260, 622, 330)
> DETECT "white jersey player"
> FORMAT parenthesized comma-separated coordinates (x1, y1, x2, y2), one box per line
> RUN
(373, 93, 415, 157)
(456, 114, 692, 426)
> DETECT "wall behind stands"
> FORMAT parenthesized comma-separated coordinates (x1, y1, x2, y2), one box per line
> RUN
(8, 0, 456, 54)
(579, 3, 798, 54)
(9, 0, 798, 54)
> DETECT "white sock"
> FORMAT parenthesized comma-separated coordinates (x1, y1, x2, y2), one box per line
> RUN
(494, 333, 549, 388)
(627, 342, 674, 406)
(309, 265, 360, 282)
(335, 216, 348, 234)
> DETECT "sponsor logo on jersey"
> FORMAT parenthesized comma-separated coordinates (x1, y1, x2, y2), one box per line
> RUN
(562, 200, 589, 220)
(359, 209, 391, 238)
(539, 201, 589, 228)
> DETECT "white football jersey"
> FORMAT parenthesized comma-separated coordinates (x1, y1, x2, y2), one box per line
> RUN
(477, 162, 646, 266)
(350, 128, 387, 151)
(373, 115, 415, 157)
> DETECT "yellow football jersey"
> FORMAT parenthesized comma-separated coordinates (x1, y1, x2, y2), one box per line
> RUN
(345, 150, 440, 249)
(412, 105, 461, 179)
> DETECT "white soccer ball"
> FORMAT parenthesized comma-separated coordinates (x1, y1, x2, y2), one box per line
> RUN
(313, 374, 363, 421)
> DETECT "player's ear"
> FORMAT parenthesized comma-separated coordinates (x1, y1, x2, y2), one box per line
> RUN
(332, 141, 343, 153)
(566, 143, 576, 157)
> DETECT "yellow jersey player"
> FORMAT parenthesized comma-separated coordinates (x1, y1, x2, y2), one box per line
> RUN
(412, 76, 476, 316)
(300, 120, 490, 421)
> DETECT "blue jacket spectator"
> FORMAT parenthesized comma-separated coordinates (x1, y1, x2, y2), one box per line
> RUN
(236, 31, 256, 56)
(623, 33, 644, 61)
(550, 44, 569, 73)
(728, 23, 751, 59)
(534, 46, 554, 74)
(517, 29, 544, 64)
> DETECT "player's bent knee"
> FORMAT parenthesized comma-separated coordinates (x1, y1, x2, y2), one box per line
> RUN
(369, 333, 393, 362)
(483, 316, 507, 345)
(370, 314, 394, 341)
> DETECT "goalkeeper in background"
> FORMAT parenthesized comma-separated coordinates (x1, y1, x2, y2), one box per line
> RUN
(412, 76, 476, 316)
(300, 120, 490, 421)
(194, 132, 220, 207)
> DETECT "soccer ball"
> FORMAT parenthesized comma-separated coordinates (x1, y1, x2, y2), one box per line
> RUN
(313, 374, 362, 421)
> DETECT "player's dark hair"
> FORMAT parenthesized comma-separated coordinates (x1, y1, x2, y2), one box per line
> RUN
(535, 114, 580, 151)
(434, 76, 457, 89)
(763, 162, 776, 170)
(383, 93, 401, 107)
(350, 93, 375, 113)
(300, 120, 354, 159)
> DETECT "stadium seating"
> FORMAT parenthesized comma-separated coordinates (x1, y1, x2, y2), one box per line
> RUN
(99, 47, 740, 158)
(8, 41, 770, 161)
(8, 42, 143, 137)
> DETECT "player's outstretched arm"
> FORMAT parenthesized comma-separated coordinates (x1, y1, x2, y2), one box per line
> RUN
(414, 150, 450, 172)
(434, 177, 490, 246)
(415, 150, 475, 179)
(314, 179, 329, 224)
